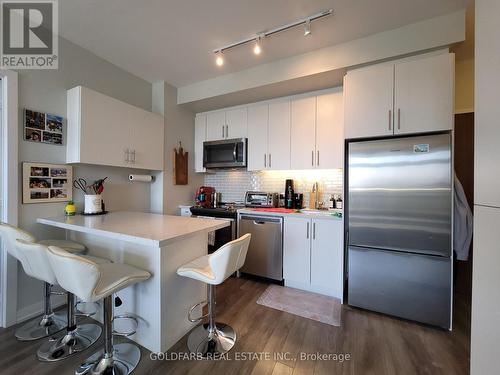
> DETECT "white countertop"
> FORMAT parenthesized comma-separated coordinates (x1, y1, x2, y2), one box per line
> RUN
(237, 208, 343, 221)
(37, 211, 230, 247)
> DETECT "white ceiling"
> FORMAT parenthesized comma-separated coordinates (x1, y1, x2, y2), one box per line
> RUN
(59, 0, 467, 87)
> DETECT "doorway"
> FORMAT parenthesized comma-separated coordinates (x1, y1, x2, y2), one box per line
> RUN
(0, 69, 19, 328)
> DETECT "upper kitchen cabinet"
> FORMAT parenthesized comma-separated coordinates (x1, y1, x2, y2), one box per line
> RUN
(344, 52, 454, 139)
(290, 89, 344, 169)
(247, 103, 269, 171)
(194, 114, 207, 173)
(344, 63, 394, 139)
(66, 86, 164, 171)
(267, 100, 291, 170)
(206, 107, 247, 141)
(316, 89, 344, 169)
(291, 96, 317, 170)
(394, 53, 454, 134)
(225, 107, 248, 139)
(248, 100, 290, 171)
(206, 111, 226, 141)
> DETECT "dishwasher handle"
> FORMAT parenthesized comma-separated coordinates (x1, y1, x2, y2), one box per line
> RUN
(239, 215, 283, 224)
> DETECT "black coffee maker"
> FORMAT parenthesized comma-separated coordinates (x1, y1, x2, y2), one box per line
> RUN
(285, 179, 294, 209)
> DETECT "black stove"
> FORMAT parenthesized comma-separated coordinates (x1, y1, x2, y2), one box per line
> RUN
(190, 202, 244, 253)
(190, 202, 244, 219)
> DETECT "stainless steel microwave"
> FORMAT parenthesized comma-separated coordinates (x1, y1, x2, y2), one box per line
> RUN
(203, 138, 247, 169)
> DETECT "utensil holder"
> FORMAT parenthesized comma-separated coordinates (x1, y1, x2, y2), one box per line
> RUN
(84, 194, 102, 214)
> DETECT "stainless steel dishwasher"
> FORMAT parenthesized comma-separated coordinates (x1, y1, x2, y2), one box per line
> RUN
(237, 213, 283, 281)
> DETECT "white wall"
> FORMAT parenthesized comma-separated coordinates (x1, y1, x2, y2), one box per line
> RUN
(150, 82, 203, 215)
(455, 58, 474, 113)
(16, 37, 153, 318)
(471, 0, 500, 374)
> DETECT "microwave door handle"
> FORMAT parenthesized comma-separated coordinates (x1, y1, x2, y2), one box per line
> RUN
(233, 143, 237, 161)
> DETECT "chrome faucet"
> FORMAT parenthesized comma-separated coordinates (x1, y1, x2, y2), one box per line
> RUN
(312, 182, 319, 209)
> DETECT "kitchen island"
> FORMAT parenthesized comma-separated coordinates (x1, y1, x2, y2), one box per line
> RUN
(37, 211, 230, 353)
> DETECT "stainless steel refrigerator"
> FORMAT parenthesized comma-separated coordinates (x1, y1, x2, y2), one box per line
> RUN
(347, 133, 452, 329)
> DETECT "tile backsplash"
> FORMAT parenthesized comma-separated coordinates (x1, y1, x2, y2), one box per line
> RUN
(203, 169, 343, 207)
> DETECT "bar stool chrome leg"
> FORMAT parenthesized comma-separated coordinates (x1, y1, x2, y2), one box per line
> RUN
(37, 292, 101, 362)
(15, 282, 67, 341)
(75, 295, 141, 375)
(187, 284, 236, 357)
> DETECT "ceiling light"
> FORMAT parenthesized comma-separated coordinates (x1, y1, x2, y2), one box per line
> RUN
(253, 37, 262, 55)
(304, 19, 311, 36)
(215, 51, 224, 66)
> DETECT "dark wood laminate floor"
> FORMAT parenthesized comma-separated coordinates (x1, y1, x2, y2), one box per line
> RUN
(0, 277, 470, 375)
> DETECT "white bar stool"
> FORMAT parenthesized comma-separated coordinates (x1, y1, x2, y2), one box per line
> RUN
(177, 233, 251, 357)
(46, 245, 151, 375)
(0, 222, 88, 341)
(14, 239, 110, 362)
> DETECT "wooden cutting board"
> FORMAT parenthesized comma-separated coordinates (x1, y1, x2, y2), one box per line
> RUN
(173, 142, 188, 185)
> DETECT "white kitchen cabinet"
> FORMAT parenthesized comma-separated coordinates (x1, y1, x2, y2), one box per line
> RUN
(194, 114, 206, 172)
(247, 104, 269, 171)
(129, 107, 164, 170)
(225, 107, 247, 139)
(344, 63, 394, 139)
(310, 218, 343, 298)
(394, 53, 454, 135)
(344, 52, 454, 139)
(268, 100, 291, 170)
(290, 90, 344, 170)
(283, 216, 343, 299)
(316, 90, 344, 169)
(283, 217, 311, 286)
(291, 96, 317, 170)
(66, 86, 164, 171)
(205, 107, 247, 141)
(206, 111, 226, 141)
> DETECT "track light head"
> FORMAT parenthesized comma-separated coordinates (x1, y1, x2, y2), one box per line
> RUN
(253, 36, 262, 55)
(304, 19, 311, 36)
(215, 51, 224, 66)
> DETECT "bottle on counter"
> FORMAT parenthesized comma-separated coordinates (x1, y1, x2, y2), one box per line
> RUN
(285, 179, 294, 209)
(330, 194, 336, 209)
(336, 195, 343, 210)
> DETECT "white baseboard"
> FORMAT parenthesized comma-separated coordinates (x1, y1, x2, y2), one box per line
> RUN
(16, 294, 66, 323)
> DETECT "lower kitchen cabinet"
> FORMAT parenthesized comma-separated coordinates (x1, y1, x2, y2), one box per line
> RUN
(283, 216, 343, 300)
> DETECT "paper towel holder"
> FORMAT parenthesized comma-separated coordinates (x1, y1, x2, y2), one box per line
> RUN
(129, 174, 155, 182)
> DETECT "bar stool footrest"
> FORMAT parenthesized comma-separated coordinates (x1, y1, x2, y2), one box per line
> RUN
(112, 314, 139, 337)
(188, 300, 208, 323)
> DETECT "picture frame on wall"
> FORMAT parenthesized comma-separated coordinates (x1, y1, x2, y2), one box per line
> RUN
(24, 109, 64, 145)
(22, 162, 73, 204)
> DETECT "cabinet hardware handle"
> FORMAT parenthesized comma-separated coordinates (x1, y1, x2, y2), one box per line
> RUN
(131, 149, 136, 163)
(306, 222, 309, 239)
(317, 150, 320, 166)
(388, 109, 392, 131)
(226, 125, 228, 138)
(264, 154, 267, 168)
(398, 108, 401, 130)
(125, 149, 129, 162)
(269, 153, 272, 168)
(311, 150, 314, 166)
(313, 222, 316, 240)
(222, 125, 224, 138)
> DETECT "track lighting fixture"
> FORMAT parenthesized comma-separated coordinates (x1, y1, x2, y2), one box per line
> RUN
(212, 9, 332, 66)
